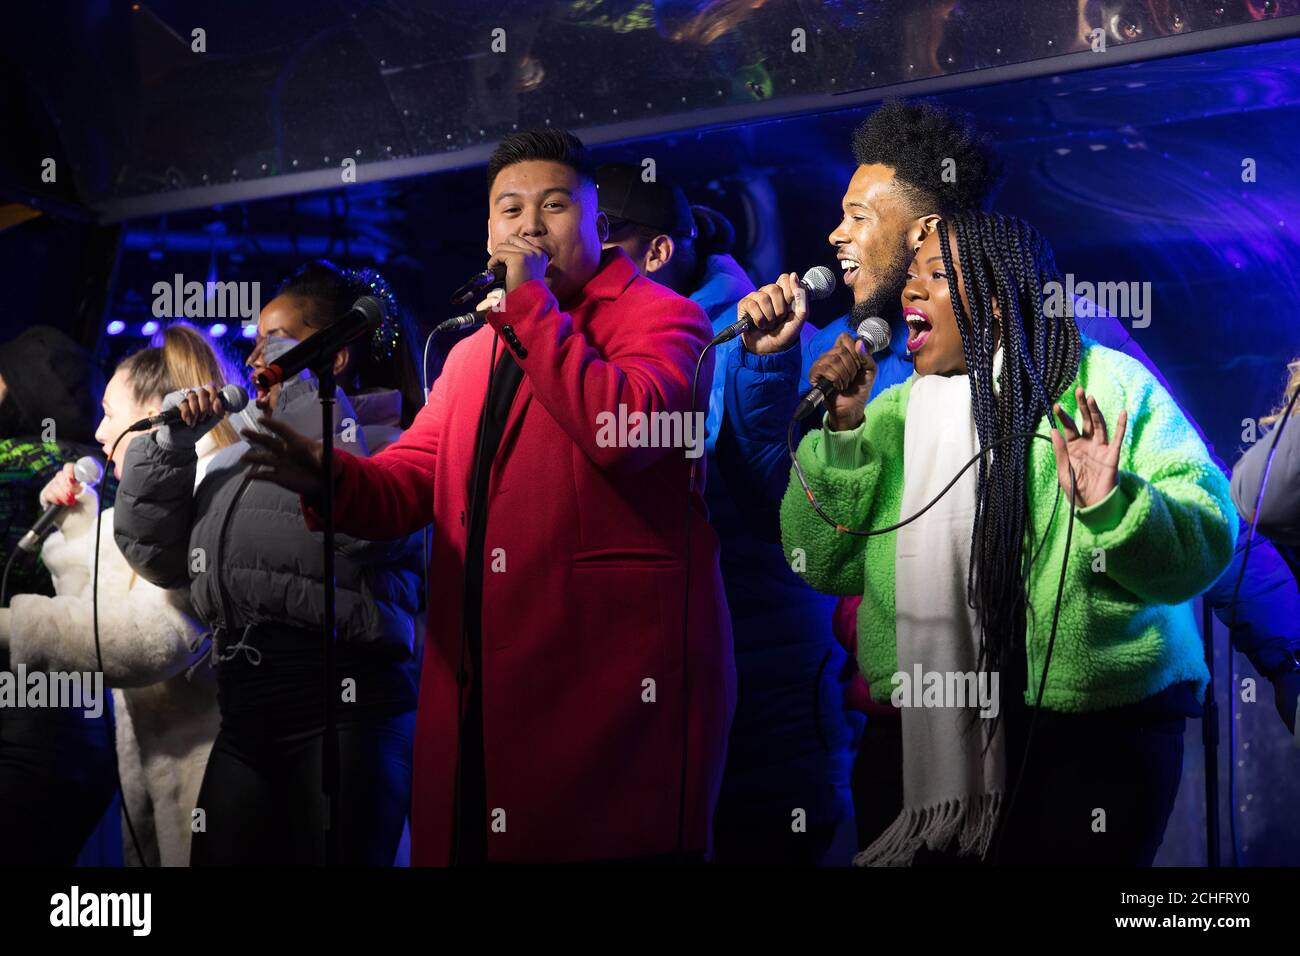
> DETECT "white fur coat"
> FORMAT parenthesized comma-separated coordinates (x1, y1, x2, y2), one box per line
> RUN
(0, 447, 220, 866)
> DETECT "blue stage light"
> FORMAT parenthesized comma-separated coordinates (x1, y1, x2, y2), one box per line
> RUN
(241, 323, 257, 339)
(141, 320, 159, 335)
(209, 323, 228, 338)
(107, 320, 125, 335)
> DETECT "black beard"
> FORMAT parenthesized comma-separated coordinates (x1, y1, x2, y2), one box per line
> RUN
(846, 251, 910, 336)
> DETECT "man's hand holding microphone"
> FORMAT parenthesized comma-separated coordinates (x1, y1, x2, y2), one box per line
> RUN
(737, 272, 811, 355)
(486, 235, 550, 293)
(734, 267, 879, 431)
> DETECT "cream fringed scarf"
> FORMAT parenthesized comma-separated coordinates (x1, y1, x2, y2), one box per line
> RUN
(855, 352, 1007, 867)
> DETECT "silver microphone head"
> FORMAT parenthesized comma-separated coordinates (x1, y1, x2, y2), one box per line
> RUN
(73, 456, 104, 488)
(855, 317, 891, 354)
(219, 384, 250, 414)
(800, 266, 837, 301)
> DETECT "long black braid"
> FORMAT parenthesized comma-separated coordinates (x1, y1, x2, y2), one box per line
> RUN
(935, 213, 1083, 737)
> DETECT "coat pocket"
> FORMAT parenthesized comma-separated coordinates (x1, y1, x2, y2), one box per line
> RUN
(571, 547, 681, 569)
(565, 561, 679, 854)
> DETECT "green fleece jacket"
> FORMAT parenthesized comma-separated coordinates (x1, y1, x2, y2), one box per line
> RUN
(779, 341, 1236, 711)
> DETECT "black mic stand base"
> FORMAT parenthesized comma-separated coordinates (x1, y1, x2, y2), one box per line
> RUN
(316, 361, 340, 867)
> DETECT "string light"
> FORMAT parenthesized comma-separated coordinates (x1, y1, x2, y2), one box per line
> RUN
(344, 266, 401, 360)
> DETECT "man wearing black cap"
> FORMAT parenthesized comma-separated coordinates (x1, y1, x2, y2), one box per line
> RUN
(0, 323, 118, 865)
(597, 164, 863, 865)
(598, 163, 702, 297)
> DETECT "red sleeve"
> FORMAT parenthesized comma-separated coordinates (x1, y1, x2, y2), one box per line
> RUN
(302, 367, 446, 540)
(487, 279, 714, 472)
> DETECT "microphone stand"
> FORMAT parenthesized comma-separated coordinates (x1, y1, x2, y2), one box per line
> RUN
(315, 359, 340, 867)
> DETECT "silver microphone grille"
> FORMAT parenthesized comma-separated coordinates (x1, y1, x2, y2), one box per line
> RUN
(73, 455, 104, 488)
(220, 384, 250, 414)
(855, 317, 891, 354)
(801, 266, 837, 301)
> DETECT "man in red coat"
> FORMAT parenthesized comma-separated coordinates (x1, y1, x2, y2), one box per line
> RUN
(243, 129, 736, 865)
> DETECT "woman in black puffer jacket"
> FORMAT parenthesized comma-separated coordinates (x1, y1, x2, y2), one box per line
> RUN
(114, 266, 425, 865)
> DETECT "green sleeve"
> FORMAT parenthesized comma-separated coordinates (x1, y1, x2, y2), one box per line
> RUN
(779, 389, 902, 596)
(1073, 374, 1237, 605)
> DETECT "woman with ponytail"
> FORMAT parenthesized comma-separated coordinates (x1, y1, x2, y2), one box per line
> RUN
(0, 323, 237, 865)
(780, 211, 1236, 866)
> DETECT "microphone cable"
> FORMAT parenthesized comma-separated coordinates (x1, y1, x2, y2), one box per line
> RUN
(675, 340, 713, 855)
(788, 416, 1079, 864)
(1222, 379, 1300, 867)
(94, 432, 148, 866)
(1, 549, 20, 608)
(0, 449, 146, 863)
(421, 327, 437, 405)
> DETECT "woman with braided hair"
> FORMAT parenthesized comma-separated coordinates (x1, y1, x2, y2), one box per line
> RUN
(252, 260, 425, 432)
(780, 211, 1236, 866)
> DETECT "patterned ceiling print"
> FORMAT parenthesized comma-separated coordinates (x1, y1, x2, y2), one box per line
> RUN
(4, 1, 1300, 219)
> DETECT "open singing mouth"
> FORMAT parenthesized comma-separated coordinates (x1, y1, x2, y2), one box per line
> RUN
(838, 255, 860, 287)
(903, 306, 933, 352)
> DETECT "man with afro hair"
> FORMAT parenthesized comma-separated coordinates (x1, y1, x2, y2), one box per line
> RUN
(718, 98, 1300, 860)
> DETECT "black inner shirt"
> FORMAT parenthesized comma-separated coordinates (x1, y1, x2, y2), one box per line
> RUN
(453, 340, 524, 865)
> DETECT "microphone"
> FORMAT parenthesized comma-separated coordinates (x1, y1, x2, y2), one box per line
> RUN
(450, 262, 507, 306)
(711, 266, 837, 346)
(254, 296, 385, 390)
(18, 456, 104, 552)
(792, 317, 891, 422)
(434, 310, 485, 336)
(127, 383, 249, 432)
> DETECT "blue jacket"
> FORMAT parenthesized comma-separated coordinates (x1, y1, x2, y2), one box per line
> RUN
(696, 254, 861, 827)
(721, 302, 1300, 688)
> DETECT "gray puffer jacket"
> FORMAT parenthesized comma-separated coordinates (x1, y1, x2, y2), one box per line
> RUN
(113, 375, 423, 657)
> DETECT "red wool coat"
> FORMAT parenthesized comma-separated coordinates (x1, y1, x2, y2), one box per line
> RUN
(307, 248, 736, 864)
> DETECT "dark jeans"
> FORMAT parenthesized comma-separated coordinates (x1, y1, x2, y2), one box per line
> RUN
(851, 714, 905, 853)
(190, 709, 415, 866)
(0, 705, 117, 865)
(852, 703, 1186, 867)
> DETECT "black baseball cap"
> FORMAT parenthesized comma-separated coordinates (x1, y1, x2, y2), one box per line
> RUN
(597, 164, 696, 240)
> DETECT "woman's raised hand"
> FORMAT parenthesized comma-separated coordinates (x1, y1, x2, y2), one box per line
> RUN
(1050, 387, 1128, 508)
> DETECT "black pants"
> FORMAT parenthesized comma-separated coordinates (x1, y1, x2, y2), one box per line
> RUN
(853, 704, 1186, 866)
(189, 710, 415, 866)
(0, 705, 118, 865)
